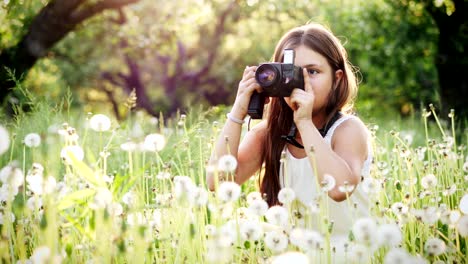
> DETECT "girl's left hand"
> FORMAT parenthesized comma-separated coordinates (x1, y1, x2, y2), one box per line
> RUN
(290, 68, 315, 124)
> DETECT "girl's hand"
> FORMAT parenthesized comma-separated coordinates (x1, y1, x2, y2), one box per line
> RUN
(290, 68, 315, 124)
(231, 66, 263, 120)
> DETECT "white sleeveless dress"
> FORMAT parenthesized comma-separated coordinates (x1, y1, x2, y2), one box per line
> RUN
(279, 115, 373, 251)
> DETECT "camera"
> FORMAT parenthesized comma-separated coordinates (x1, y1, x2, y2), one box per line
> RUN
(248, 49, 304, 119)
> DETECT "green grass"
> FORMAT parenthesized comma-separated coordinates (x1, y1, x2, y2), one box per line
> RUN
(0, 97, 466, 263)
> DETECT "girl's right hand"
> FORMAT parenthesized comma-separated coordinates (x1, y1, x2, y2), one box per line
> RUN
(230, 66, 262, 120)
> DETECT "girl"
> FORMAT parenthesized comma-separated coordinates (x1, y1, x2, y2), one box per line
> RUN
(208, 23, 372, 240)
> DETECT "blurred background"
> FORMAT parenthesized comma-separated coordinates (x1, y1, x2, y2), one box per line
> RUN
(0, 0, 467, 124)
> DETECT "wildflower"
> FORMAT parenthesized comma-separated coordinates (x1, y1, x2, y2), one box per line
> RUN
(173, 176, 195, 201)
(240, 220, 263, 241)
(90, 187, 113, 209)
(271, 251, 309, 264)
(301, 229, 324, 251)
(456, 215, 468, 236)
(205, 239, 233, 263)
(442, 184, 457, 196)
(361, 177, 381, 194)
(449, 210, 461, 225)
(217, 181, 241, 203)
(27, 175, 56, 196)
(264, 230, 288, 252)
(143, 133, 166, 152)
(265, 205, 289, 227)
(320, 174, 336, 192)
(412, 206, 439, 225)
(120, 141, 137, 152)
(108, 202, 123, 216)
(391, 202, 409, 215)
(384, 248, 411, 264)
(30, 246, 51, 263)
(60, 145, 84, 165)
(248, 199, 269, 217)
(424, 238, 446, 256)
(156, 171, 171, 180)
(217, 154, 238, 173)
(278, 187, 296, 204)
(338, 181, 355, 194)
(122, 191, 138, 206)
(190, 187, 209, 206)
(0, 164, 24, 189)
(460, 194, 468, 214)
(377, 223, 402, 247)
(352, 217, 377, 244)
(0, 184, 19, 202)
(24, 133, 41, 148)
(348, 244, 371, 263)
(0, 125, 10, 155)
(421, 174, 438, 189)
(89, 114, 111, 132)
(219, 221, 238, 247)
(246, 191, 263, 205)
(26, 196, 43, 211)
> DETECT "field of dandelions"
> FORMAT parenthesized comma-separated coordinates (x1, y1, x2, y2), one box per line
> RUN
(0, 99, 467, 264)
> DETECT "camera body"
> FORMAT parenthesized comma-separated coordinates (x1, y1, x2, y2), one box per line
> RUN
(248, 49, 304, 119)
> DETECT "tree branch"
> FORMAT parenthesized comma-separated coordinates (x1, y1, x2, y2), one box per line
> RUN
(70, 0, 139, 24)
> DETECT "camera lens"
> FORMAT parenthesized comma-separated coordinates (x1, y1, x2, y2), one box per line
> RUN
(255, 64, 278, 87)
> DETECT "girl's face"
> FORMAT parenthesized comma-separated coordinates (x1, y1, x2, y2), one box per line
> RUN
(284, 45, 342, 115)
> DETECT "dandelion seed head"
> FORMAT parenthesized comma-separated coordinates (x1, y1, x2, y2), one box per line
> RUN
(463, 161, 468, 172)
(0, 164, 24, 189)
(26, 196, 43, 211)
(361, 177, 381, 194)
(108, 202, 123, 216)
(60, 145, 84, 165)
(89, 114, 111, 132)
(348, 244, 371, 263)
(0, 125, 10, 155)
(246, 191, 263, 205)
(264, 230, 288, 252)
(271, 251, 309, 264)
(120, 141, 137, 152)
(248, 199, 269, 217)
(24, 133, 41, 148)
(173, 176, 195, 201)
(217, 181, 241, 203)
(449, 210, 461, 225)
(217, 154, 238, 173)
(456, 215, 468, 236)
(278, 187, 296, 204)
(90, 187, 113, 209)
(30, 246, 51, 264)
(391, 202, 409, 215)
(384, 248, 411, 264)
(338, 181, 355, 193)
(421, 174, 438, 189)
(424, 238, 446, 256)
(265, 205, 289, 227)
(352, 217, 377, 244)
(0, 211, 15, 225)
(143, 133, 166, 152)
(460, 194, 468, 214)
(240, 220, 263, 241)
(190, 187, 209, 207)
(377, 223, 402, 247)
(320, 174, 336, 192)
(122, 191, 138, 206)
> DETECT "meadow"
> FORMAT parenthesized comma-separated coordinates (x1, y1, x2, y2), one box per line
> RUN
(0, 98, 466, 264)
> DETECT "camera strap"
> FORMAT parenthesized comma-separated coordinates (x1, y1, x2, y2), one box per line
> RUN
(281, 111, 342, 149)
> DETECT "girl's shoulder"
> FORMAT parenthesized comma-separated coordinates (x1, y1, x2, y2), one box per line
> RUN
(330, 114, 370, 144)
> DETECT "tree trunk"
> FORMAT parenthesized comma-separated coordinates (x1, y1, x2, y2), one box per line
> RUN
(0, 0, 138, 103)
(426, 0, 468, 123)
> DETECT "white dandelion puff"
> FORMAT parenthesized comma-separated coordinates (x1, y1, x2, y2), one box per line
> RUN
(240, 220, 263, 241)
(90, 187, 113, 209)
(449, 210, 461, 225)
(265, 205, 289, 227)
(205, 224, 217, 237)
(30, 246, 51, 264)
(0, 211, 15, 225)
(459, 194, 468, 214)
(278, 187, 296, 204)
(421, 174, 438, 189)
(60, 145, 84, 165)
(26, 196, 43, 211)
(384, 248, 411, 264)
(246, 191, 263, 205)
(424, 238, 446, 256)
(271, 251, 309, 264)
(391, 202, 409, 215)
(190, 187, 209, 206)
(412, 206, 439, 225)
(120, 141, 137, 152)
(173, 176, 195, 201)
(248, 199, 269, 217)
(122, 191, 138, 206)
(156, 171, 171, 180)
(463, 161, 468, 172)
(456, 215, 468, 236)
(108, 202, 123, 216)
(264, 230, 289, 252)
(352, 217, 377, 244)
(0, 164, 24, 189)
(0, 125, 10, 155)
(217, 181, 241, 203)
(320, 174, 336, 192)
(361, 177, 381, 194)
(127, 212, 146, 226)
(89, 114, 111, 132)
(338, 181, 355, 193)
(377, 223, 402, 247)
(348, 244, 371, 263)
(217, 154, 238, 173)
(301, 229, 324, 251)
(143, 133, 166, 152)
(24, 133, 41, 148)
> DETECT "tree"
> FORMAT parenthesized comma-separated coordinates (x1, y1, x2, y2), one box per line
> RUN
(0, 0, 138, 103)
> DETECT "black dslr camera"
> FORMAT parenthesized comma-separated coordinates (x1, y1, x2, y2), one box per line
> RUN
(248, 49, 304, 119)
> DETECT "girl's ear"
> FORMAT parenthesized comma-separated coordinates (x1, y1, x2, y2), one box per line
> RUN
(333, 69, 344, 90)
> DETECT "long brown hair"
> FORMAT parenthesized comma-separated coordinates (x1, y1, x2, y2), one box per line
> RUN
(260, 23, 359, 206)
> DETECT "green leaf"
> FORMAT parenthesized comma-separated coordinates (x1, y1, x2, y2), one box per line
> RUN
(70, 154, 106, 187)
(57, 188, 96, 210)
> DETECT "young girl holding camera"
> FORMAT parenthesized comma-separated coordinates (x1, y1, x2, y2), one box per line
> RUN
(208, 23, 372, 250)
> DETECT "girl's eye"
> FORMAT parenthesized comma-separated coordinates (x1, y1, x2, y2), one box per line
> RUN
(307, 69, 318, 75)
